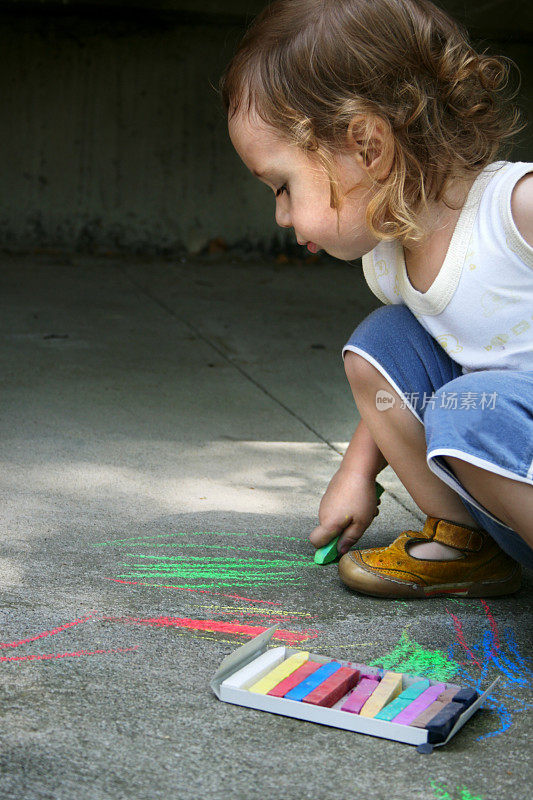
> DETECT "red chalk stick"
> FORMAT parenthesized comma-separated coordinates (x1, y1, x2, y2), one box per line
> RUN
(302, 667, 361, 708)
(267, 660, 322, 698)
(340, 677, 380, 714)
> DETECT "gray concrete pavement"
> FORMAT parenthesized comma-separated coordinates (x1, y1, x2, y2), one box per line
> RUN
(0, 252, 531, 800)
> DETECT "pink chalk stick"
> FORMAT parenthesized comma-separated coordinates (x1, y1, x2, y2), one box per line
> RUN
(393, 683, 446, 725)
(340, 677, 380, 714)
(303, 667, 360, 708)
(267, 660, 321, 698)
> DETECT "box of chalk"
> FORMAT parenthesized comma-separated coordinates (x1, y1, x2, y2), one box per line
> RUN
(211, 625, 498, 748)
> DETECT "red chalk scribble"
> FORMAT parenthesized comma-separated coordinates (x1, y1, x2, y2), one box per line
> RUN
(480, 599, 501, 656)
(0, 613, 98, 650)
(245, 615, 309, 623)
(105, 615, 318, 643)
(0, 646, 139, 663)
(445, 608, 482, 668)
(105, 578, 282, 605)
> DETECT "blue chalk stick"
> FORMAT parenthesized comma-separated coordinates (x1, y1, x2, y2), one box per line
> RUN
(284, 662, 341, 702)
(374, 680, 430, 721)
(426, 701, 463, 743)
(374, 696, 410, 721)
(401, 679, 431, 701)
(452, 687, 478, 710)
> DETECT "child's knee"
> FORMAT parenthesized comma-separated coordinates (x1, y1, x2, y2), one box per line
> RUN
(344, 350, 381, 392)
(359, 304, 412, 332)
(345, 305, 424, 356)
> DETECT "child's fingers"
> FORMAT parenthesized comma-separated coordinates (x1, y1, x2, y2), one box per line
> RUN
(309, 521, 345, 549)
(337, 523, 366, 555)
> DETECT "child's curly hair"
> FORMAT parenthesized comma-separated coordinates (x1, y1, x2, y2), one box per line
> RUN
(220, 0, 524, 243)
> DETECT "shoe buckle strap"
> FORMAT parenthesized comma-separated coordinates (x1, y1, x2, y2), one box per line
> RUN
(431, 519, 484, 552)
(405, 517, 440, 542)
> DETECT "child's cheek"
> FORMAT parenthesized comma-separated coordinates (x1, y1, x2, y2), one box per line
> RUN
(299, 205, 324, 237)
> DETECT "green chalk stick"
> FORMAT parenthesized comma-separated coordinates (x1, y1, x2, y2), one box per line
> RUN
(313, 536, 341, 566)
(313, 482, 385, 565)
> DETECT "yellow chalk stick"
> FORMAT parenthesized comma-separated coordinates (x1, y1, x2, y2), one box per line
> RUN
(359, 671, 403, 718)
(249, 651, 310, 694)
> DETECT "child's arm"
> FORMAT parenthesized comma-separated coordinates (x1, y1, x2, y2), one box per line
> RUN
(309, 419, 387, 557)
(511, 173, 533, 248)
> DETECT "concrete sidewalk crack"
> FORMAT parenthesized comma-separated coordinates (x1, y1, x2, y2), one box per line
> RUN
(121, 268, 344, 454)
(121, 268, 419, 522)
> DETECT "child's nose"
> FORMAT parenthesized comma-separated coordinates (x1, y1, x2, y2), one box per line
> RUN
(275, 202, 291, 229)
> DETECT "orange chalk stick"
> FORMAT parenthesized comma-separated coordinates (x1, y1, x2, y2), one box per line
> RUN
(359, 671, 403, 718)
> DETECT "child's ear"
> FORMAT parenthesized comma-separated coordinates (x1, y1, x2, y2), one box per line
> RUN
(346, 115, 394, 180)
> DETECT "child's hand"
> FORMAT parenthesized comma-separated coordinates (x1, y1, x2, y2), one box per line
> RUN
(309, 469, 380, 556)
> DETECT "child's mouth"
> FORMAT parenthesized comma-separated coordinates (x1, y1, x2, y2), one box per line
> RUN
(306, 242, 319, 253)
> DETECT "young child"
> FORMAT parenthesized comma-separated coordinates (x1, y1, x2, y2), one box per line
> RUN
(220, 0, 533, 597)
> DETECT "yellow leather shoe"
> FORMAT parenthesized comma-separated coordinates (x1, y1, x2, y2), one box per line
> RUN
(338, 516, 521, 599)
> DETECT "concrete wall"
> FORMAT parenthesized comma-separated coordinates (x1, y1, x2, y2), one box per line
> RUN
(1, 1, 532, 254)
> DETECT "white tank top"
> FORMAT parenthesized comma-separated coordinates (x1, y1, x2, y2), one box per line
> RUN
(362, 161, 533, 373)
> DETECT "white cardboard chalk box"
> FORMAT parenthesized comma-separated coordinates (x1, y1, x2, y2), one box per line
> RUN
(211, 625, 498, 747)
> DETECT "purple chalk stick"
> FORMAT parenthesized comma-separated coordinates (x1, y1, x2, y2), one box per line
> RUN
(341, 678, 380, 714)
(393, 683, 447, 726)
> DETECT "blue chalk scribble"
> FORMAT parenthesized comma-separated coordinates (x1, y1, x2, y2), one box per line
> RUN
(447, 604, 532, 741)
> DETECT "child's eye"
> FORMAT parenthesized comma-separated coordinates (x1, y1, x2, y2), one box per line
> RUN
(276, 184, 288, 197)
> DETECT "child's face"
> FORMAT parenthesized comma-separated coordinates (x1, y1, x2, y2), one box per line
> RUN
(228, 111, 380, 261)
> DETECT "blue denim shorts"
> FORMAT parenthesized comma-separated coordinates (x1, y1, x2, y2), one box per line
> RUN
(343, 305, 533, 568)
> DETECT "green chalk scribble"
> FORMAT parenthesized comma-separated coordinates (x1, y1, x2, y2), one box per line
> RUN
(118, 552, 313, 589)
(97, 530, 317, 589)
(370, 629, 459, 682)
(431, 779, 485, 800)
(114, 542, 297, 557)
